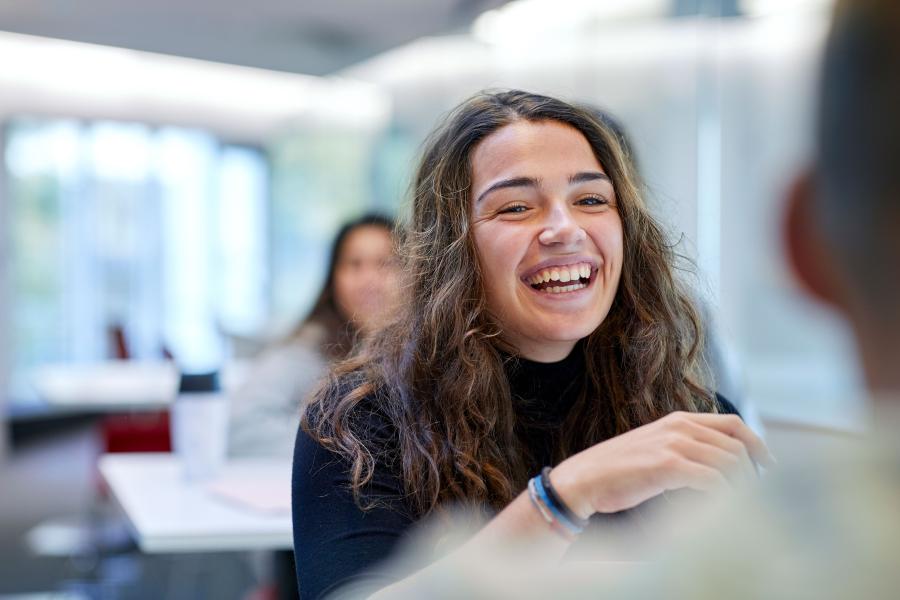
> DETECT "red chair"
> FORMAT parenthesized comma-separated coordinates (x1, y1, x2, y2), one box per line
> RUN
(100, 324, 172, 453)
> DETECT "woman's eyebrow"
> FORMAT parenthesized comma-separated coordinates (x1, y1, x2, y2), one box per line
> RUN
(569, 171, 611, 185)
(476, 176, 539, 204)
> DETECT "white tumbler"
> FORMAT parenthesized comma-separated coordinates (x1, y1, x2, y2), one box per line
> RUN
(171, 370, 228, 482)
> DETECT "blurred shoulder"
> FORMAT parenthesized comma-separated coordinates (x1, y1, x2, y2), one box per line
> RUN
(289, 321, 330, 350)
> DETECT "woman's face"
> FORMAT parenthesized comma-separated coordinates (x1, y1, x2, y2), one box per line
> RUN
(333, 225, 398, 332)
(470, 120, 624, 362)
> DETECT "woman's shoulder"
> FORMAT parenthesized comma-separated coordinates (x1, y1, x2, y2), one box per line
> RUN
(293, 380, 409, 513)
(303, 372, 400, 453)
(285, 321, 330, 351)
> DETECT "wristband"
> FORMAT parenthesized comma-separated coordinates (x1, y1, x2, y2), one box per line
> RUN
(533, 472, 585, 537)
(528, 477, 575, 542)
(540, 467, 590, 531)
(527, 476, 576, 542)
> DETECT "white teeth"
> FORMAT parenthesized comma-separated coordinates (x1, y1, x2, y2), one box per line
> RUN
(538, 282, 586, 294)
(526, 263, 593, 287)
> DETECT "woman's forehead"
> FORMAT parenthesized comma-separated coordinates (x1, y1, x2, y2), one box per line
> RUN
(470, 120, 606, 190)
(340, 226, 392, 257)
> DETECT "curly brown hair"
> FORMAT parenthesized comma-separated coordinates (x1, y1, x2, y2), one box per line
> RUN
(302, 90, 714, 517)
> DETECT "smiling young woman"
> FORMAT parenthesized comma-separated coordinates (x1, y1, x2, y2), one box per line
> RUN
(292, 90, 773, 600)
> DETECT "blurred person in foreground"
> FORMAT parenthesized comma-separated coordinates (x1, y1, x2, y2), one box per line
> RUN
(368, 1, 900, 598)
(622, 1, 900, 595)
(630, 0, 900, 596)
(293, 90, 773, 600)
(228, 214, 398, 458)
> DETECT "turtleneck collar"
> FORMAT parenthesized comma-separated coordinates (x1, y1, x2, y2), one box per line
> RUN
(505, 339, 587, 426)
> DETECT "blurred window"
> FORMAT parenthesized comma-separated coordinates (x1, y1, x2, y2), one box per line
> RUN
(3, 119, 268, 406)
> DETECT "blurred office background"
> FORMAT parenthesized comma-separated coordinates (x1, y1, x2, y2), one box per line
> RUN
(0, 0, 861, 597)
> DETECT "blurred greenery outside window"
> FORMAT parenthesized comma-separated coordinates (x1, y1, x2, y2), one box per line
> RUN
(2, 119, 268, 407)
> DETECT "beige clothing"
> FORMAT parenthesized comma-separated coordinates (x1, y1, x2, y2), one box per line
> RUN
(227, 324, 328, 458)
(614, 423, 900, 600)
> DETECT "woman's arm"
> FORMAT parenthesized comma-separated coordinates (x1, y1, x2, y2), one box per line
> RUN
(293, 421, 417, 600)
(365, 411, 772, 599)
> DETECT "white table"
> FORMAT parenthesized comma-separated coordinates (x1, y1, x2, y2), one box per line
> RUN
(31, 360, 250, 413)
(99, 453, 292, 553)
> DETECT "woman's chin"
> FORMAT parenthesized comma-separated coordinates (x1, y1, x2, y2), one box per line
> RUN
(505, 325, 597, 361)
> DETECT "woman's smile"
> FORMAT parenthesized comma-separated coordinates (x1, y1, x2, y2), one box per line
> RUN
(521, 259, 598, 295)
(514, 254, 607, 317)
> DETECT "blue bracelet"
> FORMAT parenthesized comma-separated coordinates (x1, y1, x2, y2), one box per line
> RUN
(528, 477, 574, 541)
(540, 467, 590, 530)
(532, 473, 585, 536)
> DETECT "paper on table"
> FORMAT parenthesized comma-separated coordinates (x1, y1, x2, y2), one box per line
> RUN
(205, 465, 292, 514)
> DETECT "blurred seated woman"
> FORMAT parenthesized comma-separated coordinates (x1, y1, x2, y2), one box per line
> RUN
(228, 214, 397, 458)
(292, 91, 772, 599)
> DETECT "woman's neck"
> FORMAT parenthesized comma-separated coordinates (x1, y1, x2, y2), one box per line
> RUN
(514, 339, 579, 363)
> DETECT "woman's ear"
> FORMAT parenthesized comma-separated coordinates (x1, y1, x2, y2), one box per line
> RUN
(784, 169, 847, 311)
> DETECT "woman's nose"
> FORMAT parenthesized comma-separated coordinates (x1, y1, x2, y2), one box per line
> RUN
(537, 205, 586, 248)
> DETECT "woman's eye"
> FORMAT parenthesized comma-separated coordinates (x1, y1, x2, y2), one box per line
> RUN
(577, 195, 609, 207)
(498, 204, 529, 214)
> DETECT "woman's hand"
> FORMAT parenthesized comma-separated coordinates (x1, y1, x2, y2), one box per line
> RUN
(550, 412, 774, 520)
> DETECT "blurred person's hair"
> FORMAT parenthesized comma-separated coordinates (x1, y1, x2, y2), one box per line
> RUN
(818, 0, 900, 310)
(303, 90, 715, 516)
(291, 213, 395, 359)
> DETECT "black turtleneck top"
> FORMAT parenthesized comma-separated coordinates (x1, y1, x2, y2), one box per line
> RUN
(291, 349, 738, 599)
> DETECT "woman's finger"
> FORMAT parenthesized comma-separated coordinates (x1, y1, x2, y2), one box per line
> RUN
(660, 456, 730, 494)
(678, 419, 758, 478)
(669, 436, 756, 486)
(679, 413, 775, 467)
